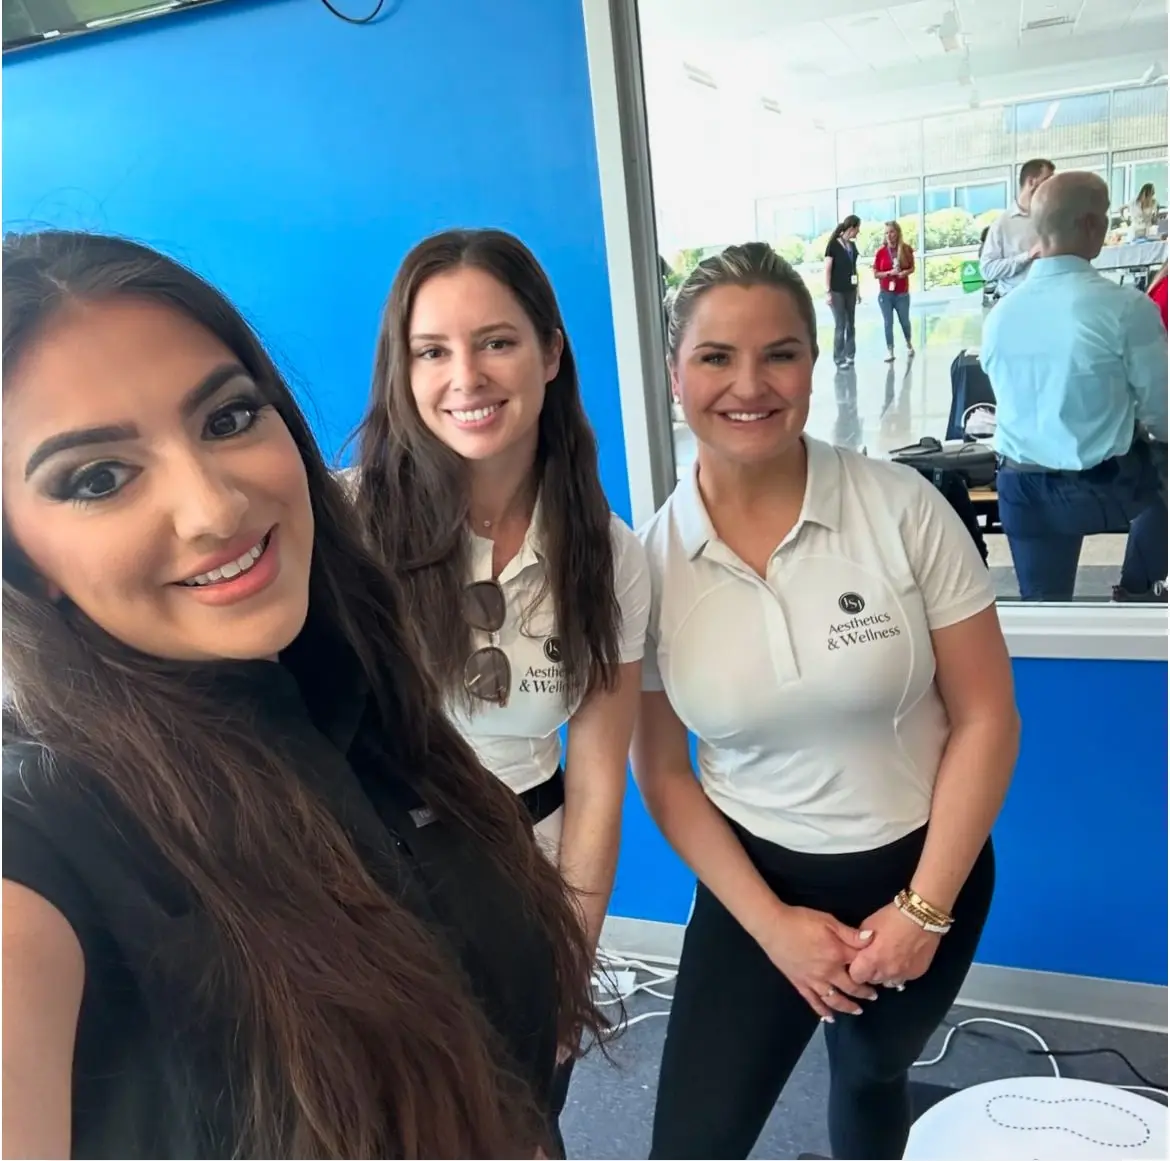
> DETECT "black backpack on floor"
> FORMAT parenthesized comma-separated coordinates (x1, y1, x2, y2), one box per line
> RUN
(889, 439, 991, 564)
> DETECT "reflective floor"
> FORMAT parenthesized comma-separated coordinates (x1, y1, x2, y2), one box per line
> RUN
(671, 296, 1128, 602)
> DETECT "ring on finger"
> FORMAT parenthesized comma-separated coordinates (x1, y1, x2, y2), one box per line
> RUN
(821, 985, 837, 1000)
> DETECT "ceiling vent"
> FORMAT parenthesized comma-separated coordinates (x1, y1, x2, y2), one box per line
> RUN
(1021, 14, 1076, 32)
(682, 62, 718, 90)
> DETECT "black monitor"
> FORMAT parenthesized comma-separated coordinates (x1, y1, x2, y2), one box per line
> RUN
(3, 0, 227, 52)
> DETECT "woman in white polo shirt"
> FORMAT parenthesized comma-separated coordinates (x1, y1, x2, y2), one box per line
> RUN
(633, 242, 1020, 1160)
(353, 228, 650, 1154)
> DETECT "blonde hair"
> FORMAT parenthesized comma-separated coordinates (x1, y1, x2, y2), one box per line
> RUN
(883, 221, 913, 269)
(666, 241, 819, 362)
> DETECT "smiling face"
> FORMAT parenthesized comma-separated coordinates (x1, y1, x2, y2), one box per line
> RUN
(671, 283, 814, 468)
(3, 296, 315, 662)
(406, 265, 563, 467)
(885, 224, 900, 247)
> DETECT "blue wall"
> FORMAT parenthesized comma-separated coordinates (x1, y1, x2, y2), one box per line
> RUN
(612, 656, 1169, 987)
(8, 0, 1165, 991)
(2, 0, 630, 516)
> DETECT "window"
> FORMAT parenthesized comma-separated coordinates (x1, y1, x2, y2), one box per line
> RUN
(925, 187, 954, 213)
(1110, 148, 1169, 209)
(898, 191, 921, 217)
(852, 195, 897, 224)
(955, 181, 1007, 216)
(1111, 86, 1169, 152)
(756, 192, 837, 242)
(1132, 161, 1168, 207)
(1015, 91, 1110, 156)
(923, 106, 1014, 171)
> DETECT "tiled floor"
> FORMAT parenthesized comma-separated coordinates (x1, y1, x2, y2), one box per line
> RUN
(562, 992, 1168, 1160)
(670, 295, 1129, 600)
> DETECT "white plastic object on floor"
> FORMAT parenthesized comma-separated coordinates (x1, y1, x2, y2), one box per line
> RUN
(903, 1076, 1168, 1159)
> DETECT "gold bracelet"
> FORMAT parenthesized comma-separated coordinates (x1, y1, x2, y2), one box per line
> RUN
(905, 890, 954, 927)
(894, 890, 953, 934)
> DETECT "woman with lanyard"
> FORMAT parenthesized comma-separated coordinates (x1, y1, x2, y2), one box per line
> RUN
(633, 241, 1020, 1160)
(1, 230, 600, 1159)
(873, 219, 916, 362)
(354, 228, 650, 1154)
(824, 214, 861, 369)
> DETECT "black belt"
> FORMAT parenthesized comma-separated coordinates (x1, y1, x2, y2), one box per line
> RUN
(519, 768, 565, 826)
(997, 455, 1086, 476)
(997, 450, 1131, 478)
(997, 435, 1157, 479)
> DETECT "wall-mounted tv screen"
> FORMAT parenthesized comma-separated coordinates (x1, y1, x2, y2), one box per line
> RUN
(4, 0, 227, 53)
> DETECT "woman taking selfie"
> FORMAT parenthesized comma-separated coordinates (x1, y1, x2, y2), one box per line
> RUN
(1, 230, 599, 1160)
(353, 228, 649, 1146)
(633, 242, 1020, 1160)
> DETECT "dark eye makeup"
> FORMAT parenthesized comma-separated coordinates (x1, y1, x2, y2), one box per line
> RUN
(45, 392, 271, 506)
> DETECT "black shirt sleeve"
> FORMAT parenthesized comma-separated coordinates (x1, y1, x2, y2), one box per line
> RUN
(4, 758, 103, 958)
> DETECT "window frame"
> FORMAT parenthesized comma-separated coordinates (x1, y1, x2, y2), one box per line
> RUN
(583, 0, 1168, 660)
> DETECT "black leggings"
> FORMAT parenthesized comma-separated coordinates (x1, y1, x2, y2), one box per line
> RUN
(649, 822, 995, 1160)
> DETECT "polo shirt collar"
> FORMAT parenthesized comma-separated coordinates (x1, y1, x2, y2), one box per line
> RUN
(1010, 200, 1029, 218)
(469, 492, 546, 583)
(1029, 254, 1093, 279)
(676, 436, 843, 561)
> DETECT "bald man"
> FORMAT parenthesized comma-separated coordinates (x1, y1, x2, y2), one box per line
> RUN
(981, 171, 1167, 602)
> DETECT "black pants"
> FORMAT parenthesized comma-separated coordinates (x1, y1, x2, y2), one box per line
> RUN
(829, 289, 857, 365)
(649, 823, 995, 1160)
(547, 1058, 575, 1157)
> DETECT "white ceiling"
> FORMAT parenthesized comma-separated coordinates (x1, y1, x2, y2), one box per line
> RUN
(638, 0, 1168, 128)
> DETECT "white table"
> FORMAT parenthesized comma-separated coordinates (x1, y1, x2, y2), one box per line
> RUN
(903, 1076, 1168, 1159)
(1093, 240, 1167, 271)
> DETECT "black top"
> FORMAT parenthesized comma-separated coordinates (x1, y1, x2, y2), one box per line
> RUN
(3, 626, 560, 1159)
(825, 236, 858, 292)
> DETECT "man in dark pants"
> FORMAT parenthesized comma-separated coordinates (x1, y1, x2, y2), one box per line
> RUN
(981, 171, 1168, 602)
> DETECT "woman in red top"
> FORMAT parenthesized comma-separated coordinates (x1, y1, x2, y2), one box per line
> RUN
(873, 220, 916, 362)
(1148, 261, 1167, 328)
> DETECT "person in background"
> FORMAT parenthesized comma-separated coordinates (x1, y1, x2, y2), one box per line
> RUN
(824, 215, 861, 369)
(873, 220, 916, 362)
(979, 158, 1055, 298)
(1, 230, 601, 1159)
(981, 172, 1168, 603)
(1149, 261, 1168, 328)
(353, 229, 649, 1155)
(1130, 182, 1159, 236)
(634, 241, 1019, 1160)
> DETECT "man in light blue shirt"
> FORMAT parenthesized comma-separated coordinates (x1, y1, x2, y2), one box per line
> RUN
(982, 170, 1167, 602)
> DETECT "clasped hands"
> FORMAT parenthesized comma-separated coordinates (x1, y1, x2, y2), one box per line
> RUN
(762, 902, 942, 1022)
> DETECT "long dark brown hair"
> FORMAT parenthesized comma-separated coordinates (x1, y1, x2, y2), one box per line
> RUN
(1, 230, 601, 1159)
(354, 229, 621, 709)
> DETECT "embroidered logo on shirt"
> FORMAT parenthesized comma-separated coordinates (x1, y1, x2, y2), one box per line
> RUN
(521, 640, 565, 695)
(826, 612, 902, 651)
(838, 592, 865, 614)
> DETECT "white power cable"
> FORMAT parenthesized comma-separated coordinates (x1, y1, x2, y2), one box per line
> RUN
(914, 1017, 1062, 1077)
(598, 959, 1168, 1102)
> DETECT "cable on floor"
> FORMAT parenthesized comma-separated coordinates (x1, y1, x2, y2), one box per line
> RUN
(597, 953, 1168, 1101)
(913, 1016, 1167, 1097)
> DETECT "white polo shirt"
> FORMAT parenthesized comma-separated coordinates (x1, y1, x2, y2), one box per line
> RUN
(448, 505, 651, 797)
(639, 437, 995, 855)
